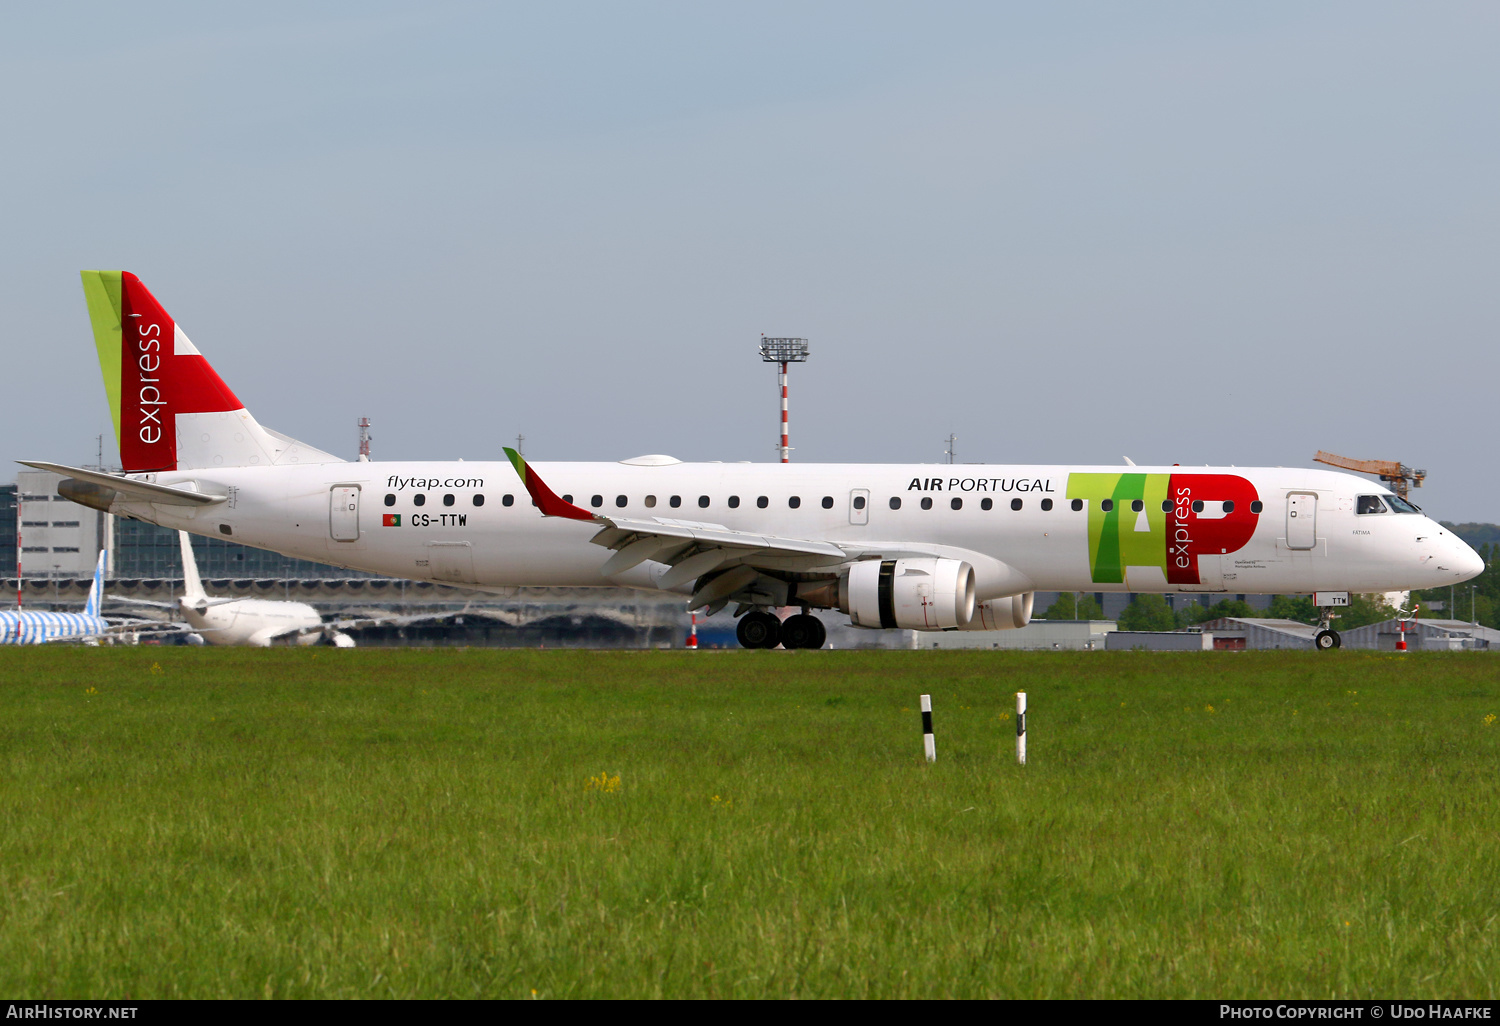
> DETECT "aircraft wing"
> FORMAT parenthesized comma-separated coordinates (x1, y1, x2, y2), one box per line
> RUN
(32, 621, 193, 644)
(502, 448, 852, 605)
(105, 595, 177, 609)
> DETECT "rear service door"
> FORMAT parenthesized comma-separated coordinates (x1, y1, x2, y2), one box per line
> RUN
(330, 486, 361, 542)
(1286, 492, 1317, 550)
(849, 489, 870, 526)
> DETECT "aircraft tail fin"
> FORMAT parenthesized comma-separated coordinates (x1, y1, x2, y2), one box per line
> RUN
(83, 550, 106, 619)
(178, 531, 207, 605)
(80, 270, 344, 474)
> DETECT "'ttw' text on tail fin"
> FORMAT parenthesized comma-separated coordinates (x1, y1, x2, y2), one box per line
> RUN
(80, 271, 343, 474)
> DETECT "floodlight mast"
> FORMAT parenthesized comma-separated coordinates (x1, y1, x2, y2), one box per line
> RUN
(759, 337, 809, 463)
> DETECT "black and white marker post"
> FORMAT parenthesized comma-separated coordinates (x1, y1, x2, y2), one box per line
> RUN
(920, 694, 935, 763)
(1016, 691, 1027, 766)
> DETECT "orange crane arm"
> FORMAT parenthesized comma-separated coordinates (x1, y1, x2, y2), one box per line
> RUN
(1313, 451, 1402, 477)
(1313, 451, 1426, 497)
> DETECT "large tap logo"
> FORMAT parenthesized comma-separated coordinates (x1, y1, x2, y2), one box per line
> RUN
(1066, 473, 1261, 585)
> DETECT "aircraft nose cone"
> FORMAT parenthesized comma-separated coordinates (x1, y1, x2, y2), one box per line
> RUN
(1454, 541, 1485, 582)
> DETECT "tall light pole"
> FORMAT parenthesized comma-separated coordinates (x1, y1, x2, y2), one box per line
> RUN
(13, 490, 21, 611)
(759, 337, 809, 463)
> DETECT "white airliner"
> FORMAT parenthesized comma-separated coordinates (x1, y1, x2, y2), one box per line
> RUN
(25, 271, 1485, 651)
(111, 531, 354, 647)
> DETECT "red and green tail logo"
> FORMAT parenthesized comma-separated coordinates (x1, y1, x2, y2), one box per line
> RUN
(80, 270, 243, 473)
(1066, 472, 1260, 586)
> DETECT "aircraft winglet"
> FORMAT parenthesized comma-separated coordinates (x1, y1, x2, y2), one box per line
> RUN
(503, 448, 598, 522)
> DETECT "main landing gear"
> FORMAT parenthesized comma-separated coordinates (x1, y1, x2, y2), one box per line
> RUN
(735, 610, 827, 650)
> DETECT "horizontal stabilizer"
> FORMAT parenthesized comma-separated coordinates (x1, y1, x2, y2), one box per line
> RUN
(18, 461, 226, 506)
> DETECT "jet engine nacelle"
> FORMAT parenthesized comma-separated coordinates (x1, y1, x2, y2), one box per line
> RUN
(958, 592, 1034, 631)
(845, 558, 976, 630)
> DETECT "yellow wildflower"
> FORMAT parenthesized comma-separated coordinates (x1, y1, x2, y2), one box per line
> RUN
(584, 772, 621, 794)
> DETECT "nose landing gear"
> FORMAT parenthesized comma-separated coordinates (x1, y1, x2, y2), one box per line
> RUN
(1314, 628, 1341, 650)
(1314, 604, 1342, 651)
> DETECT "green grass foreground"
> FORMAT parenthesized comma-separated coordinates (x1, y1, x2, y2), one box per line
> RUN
(1, 648, 1497, 999)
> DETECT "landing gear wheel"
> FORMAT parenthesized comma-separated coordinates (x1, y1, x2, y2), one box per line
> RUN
(781, 613, 826, 650)
(736, 611, 783, 649)
(1315, 629, 1341, 651)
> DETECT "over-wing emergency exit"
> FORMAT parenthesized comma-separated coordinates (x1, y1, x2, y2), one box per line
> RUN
(24, 271, 1486, 650)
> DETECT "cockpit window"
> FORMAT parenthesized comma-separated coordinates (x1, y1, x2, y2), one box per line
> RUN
(1386, 494, 1420, 514)
(1356, 495, 1388, 515)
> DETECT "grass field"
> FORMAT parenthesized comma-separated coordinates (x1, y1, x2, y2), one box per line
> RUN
(1, 648, 1498, 999)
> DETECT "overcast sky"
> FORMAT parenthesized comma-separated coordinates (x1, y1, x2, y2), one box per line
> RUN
(3, 2, 1495, 520)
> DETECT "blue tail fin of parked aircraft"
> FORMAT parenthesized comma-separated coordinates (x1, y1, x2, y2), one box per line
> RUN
(83, 551, 106, 619)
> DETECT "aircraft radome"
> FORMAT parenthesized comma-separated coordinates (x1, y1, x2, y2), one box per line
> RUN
(24, 271, 1486, 650)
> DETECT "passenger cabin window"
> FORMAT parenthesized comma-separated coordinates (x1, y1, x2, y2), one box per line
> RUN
(413, 494, 426, 507)
(645, 495, 657, 508)
(562, 494, 573, 504)
(757, 496, 769, 508)
(670, 496, 682, 508)
(1072, 499, 1084, 512)
(852, 496, 866, 510)
(951, 498, 962, 510)
(502, 494, 514, 507)
(981, 498, 993, 510)
(698, 495, 710, 508)
(728, 496, 740, 508)
(616, 495, 627, 508)
(789, 496, 801, 509)
(1222, 501, 1234, 514)
(443, 494, 455, 506)
(1011, 498, 1023, 511)
(591, 495, 603, 508)
(1357, 495, 1388, 515)
(1249, 500, 1262, 514)
(1100, 499, 1112, 512)
(1131, 500, 1144, 513)
(473, 494, 485, 507)
(889, 497, 902, 510)
(821, 496, 834, 509)
(1191, 500, 1204, 513)
(1041, 498, 1053, 511)
(920, 497, 933, 510)
(384, 494, 396, 507)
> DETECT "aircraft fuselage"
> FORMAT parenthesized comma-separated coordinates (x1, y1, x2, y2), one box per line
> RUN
(109, 460, 1481, 600)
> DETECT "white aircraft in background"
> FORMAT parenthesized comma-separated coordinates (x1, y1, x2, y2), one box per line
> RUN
(26, 271, 1486, 651)
(1, 552, 163, 644)
(113, 531, 433, 647)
